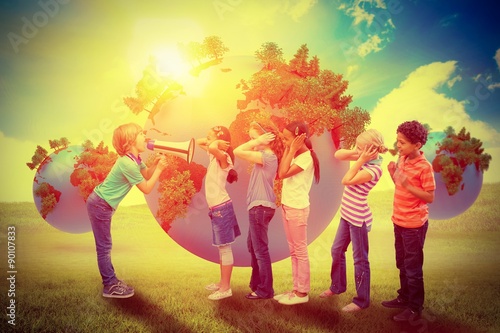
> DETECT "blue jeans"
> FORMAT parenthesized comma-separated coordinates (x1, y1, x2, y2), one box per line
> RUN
(86, 191, 118, 286)
(394, 221, 428, 313)
(209, 200, 240, 246)
(247, 206, 275, 298)
(329, 218, 370, 308)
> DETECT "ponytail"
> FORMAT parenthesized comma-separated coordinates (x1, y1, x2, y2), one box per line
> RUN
(305, 138, 320, 184)
(226, 146, 238, 183)
(285, 121, 320, 184)
(212, 125, 238, 184)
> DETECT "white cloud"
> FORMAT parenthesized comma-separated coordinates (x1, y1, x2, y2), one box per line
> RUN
(286, 0, 318, 21)
(357, 35, 382, 57)
(370, 60, 500, 148)
(338, 0, 397, 57)
(447, 75, 462, 88)
(374, 0, 386, 9)
(488, 82, 500, 91)
(349, 5, 375, 25)
(346, 64, 360, 77)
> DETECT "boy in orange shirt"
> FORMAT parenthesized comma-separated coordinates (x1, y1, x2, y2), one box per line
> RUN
(382, 120, 436, 322)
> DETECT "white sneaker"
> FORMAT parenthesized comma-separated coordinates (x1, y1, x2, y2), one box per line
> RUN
(278, 293, 309, 305)
(208, 289, 232, 300)
(273, 291, 292, 301)
(205, 283, 220, 291)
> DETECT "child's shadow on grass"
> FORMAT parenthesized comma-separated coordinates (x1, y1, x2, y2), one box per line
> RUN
(106, 292, 193, 333)
(213, 293, 342, 332)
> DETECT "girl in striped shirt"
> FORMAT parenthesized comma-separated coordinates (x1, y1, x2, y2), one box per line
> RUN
(319, 129, 387, 312)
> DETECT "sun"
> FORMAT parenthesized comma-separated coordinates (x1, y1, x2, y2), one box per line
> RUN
(152, 47, 190, 80)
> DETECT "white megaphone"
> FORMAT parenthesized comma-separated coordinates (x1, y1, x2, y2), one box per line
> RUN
(146, 139, 195, 164)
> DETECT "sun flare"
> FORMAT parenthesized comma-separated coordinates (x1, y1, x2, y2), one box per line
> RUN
(152, 47, 190, 80)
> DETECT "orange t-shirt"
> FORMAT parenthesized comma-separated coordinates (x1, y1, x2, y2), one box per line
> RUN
(392, 152, 436, 228)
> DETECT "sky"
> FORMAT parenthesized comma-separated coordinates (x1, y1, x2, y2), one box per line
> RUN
(1, 0, 499, 204)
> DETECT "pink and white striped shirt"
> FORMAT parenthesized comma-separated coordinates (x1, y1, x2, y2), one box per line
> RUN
(340, 163, 383, 230)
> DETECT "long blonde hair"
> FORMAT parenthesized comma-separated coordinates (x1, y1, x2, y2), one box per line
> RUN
(356, 129, 388, 153)
(249, 121, 285, 164)
(112, 123, 142, 156)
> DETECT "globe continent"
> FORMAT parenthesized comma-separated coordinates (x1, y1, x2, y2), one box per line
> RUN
(142, 56, 347, 266)
(32, 145, 92, 233)
(422, 132, 483, 220)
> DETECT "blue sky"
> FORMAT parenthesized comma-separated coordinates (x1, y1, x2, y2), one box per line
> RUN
(0, 0, 499, 202)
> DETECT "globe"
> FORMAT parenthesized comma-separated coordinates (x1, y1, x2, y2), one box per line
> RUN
(422, 131, 483, 220)
(142, 56, 348, 266)
(32, 145, 92, 233)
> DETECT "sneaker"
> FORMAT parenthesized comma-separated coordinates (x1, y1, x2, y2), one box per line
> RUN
(342, 302, 362, 312)
(393, 308, 420, 322)
(208, 288, 232, 300)
(319, 289, 335, 298)
(278, 293, 309, 305)
(103, 283, 134, 298)
(205, 283, 220, 291)
(273, 291, 292, 301)
(117, 280, 134, 293)
(381, 297, 408, 308)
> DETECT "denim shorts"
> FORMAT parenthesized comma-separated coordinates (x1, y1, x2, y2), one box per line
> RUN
(208, 200, 241, 246)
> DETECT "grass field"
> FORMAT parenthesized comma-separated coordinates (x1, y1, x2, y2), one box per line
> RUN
(1, 183, 499, 333)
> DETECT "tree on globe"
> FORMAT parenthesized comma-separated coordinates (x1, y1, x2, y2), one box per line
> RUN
(121, 38, 370, 265)
(26, 145, 49, 170)
(33, 182, 61, 218)
(29, 141, 94, 233)
(148, 153, 206, 232)
(27, 138, 69, 217)
(432, 126, 491, 195)
(419, 126, 492, 220)
(70, 140, 118, 201)
(236, 42, 370, 149)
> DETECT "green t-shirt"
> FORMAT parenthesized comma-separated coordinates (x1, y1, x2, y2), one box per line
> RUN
(94, 155, 146, 209)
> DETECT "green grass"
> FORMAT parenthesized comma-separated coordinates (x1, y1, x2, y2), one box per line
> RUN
(1, 183, 500, 333)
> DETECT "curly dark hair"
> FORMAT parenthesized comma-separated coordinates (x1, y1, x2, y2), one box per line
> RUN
(397, 120, 428, 145)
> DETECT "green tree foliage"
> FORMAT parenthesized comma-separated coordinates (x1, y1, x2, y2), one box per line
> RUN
(26, 145, 48, 170)
(48, 137, 70, 150)
(179, 35, 229, 65)
(33, 182, 61, 218)
(333, 106, 371, 149)
(70, 140, 118, 200)
(152, 154, 207, 231)
(157, 171, 196, 233)
(179, 41, 204, 66)
(27, 138, 70, 170)
(123, 56, 184, 124)
(202, 35, 229, 60)
(433, 126, 492, 195)
(255, 42, 285, 70)
(237, 43, 369, 147)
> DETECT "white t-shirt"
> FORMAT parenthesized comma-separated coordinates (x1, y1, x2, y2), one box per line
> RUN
(281, 150, 314, 209)
(205, 152, 233, 208)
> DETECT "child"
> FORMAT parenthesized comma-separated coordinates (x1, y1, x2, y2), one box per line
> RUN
(234, 121, 284, 300)
(274, 121, 320, 305)
(382, 120, 435, 322)
(86, 123, 167, 298)
(196, 125, 240, 301)
(320, 129, 387, 312)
